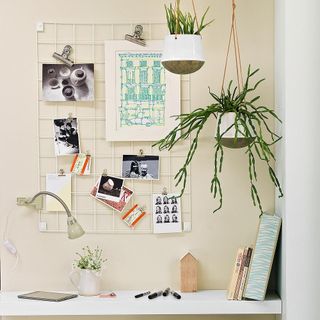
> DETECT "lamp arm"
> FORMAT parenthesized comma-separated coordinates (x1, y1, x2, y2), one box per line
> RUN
(26, 191, 72, 217)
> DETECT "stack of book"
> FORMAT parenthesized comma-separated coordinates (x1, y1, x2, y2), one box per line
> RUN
(227, 213, 282, 301)
(227, 246, 253, 300)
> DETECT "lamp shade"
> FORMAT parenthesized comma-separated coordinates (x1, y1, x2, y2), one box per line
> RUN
(161, 34, 205, 75)
(67, 216, 85, 239)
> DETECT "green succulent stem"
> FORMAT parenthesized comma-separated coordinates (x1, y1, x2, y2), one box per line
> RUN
(153, 66, 283, 214)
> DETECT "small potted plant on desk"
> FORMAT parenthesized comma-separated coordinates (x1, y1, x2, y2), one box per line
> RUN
(69, 246, 107, 296)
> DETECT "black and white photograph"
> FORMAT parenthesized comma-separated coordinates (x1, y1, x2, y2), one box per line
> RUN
(152, 193, 182, 234)
(42, 64, 94, 101)
(122, 154, 160, 180)
(53, 118, 80, 156)
(96, 175, 124, 202)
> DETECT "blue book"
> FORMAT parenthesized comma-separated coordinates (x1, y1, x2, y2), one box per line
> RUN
(243, 213, 281, 301)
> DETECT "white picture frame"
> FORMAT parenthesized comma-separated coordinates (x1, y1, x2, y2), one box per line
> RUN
(105, 40, 180, 141)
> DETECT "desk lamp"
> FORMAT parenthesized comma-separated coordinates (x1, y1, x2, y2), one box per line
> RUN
(17, 191, 85, 239)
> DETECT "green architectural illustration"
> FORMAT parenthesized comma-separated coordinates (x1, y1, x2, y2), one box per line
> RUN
(119, 53, 166, 127)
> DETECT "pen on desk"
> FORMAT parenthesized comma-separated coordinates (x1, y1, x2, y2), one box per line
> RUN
(171, 290, 181, 299)
(134, 291, 150, 298)
(162, 288, 170, 296)
(148, 291, 163, 299)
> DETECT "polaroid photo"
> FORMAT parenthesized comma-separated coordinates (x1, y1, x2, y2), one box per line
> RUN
(96, 175, 124, 201)
(53, 118, 80, 156)
(152, 193, 182, 234)
(90, 180, 133, 213)
(122, 204, 146, 229)
(42, 64, 94, 101)
(121, 154, 160, 180)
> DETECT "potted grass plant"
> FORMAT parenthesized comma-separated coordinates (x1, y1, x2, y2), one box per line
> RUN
(153, 66, 283, 214)
(161, 1, 214, 74)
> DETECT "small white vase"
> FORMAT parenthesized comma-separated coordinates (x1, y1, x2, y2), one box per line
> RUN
(69, 269, 101, 296)
(161, 34, 205, 74)
(215, 113, 255, 149)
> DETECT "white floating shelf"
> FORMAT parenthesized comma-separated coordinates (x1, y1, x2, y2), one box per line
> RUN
(0, 290, 281, 316)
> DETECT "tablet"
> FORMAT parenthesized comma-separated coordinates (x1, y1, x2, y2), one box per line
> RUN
(17, 291, 78, 302)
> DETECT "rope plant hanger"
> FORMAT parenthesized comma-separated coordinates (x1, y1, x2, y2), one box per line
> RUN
(154, 0, 283, 214)
(161, 0, 214, 75)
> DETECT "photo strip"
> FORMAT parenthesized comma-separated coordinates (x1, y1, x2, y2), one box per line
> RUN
(152, 193, 182, 234)
(122, 154, 160, 180)
(42, 64, 94, 101)
(90, 179, 133, 213)
(53, 117, 80, 156)
(96, 175, 124, 202)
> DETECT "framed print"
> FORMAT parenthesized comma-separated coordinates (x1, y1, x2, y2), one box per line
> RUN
(105, 40, 180, 141)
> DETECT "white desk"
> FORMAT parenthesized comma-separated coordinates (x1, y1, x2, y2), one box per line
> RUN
(0, 290, 281, 316)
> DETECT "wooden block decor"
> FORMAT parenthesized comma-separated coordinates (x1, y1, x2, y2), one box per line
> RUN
(180, 252, 198, 292)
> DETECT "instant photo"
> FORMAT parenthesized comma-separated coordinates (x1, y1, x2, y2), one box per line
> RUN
(90, 180, 133, 213)
(152, 193, 182, 234)
(53, 118, 80, 156)
(122, 154, 160, 180)
(96, 175, 124, 201)
(42, 64, 94, 101)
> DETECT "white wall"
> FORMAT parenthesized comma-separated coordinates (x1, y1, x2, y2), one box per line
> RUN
(275, 0, 320, 319)
(0, 1, 275, 320)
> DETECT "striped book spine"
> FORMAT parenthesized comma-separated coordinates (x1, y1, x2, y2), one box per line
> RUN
(227, 248, 244, 300)
(243, 214, 281, 301)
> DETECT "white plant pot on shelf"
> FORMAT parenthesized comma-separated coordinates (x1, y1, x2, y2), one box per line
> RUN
(215, 112, 255, 149)
(161, 34, 205, 75)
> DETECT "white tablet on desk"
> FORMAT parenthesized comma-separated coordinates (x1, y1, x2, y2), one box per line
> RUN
(17, 291, 78, 302)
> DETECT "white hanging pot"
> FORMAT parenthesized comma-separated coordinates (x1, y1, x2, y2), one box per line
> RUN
(161, 34, 205, 75)
(215, 112, 255, 149)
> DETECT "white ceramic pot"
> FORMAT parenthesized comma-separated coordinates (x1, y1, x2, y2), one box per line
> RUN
(161, 34, 205, 74)
(215, 113, 255, 149)
(69, 269, 101, 296)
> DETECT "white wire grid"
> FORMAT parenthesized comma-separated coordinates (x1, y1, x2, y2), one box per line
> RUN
(36, 22, 192, 234)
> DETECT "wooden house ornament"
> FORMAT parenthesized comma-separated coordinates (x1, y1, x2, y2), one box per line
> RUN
(180, 252, 198, 292)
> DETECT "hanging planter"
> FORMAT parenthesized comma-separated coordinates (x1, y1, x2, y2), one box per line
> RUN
(161, 1, 213, 75)
(215, 113, 255, 149)
(154, 0, 283, 214)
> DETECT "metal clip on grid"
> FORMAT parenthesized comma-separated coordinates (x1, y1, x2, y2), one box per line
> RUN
(162, 187, 168, 195)
(58, 169, 65, 176)
(52, 45, 74, 67)
(125, 25, 146, 47)
(102, 169, 108, 176)
(138, 149, 144, 157)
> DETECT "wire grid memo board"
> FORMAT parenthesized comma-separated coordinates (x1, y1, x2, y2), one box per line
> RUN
(36, 22, 192, 234)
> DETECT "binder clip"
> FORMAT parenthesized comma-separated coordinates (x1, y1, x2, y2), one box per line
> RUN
(125, 25, 146, 47)
(58, 169, 65, 176)
(53, 45, 74, 67)
(67, 113, 73, 121)
(162, 187, 168, 196)
(137, 149, 145, 157)
(102, 169, 108, 176)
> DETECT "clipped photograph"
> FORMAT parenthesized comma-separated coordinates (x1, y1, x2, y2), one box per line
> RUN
(53, 118, 80, 156)
(96, 175, 124, 201)
(152, 193, 182, 234)
(122, 154, 160, 180)
(90, 180, 133, 213)
(42, 63, 94, 101)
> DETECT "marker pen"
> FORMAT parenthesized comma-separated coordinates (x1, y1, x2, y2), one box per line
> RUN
(134, 291, 150, 298)
(163, 288, 170, 296)
(171, 290, 181, 299)
(148, 291, 163, 299)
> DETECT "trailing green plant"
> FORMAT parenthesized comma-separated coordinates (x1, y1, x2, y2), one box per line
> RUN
(73, 246, 107, 271)
(165, 3, 214, 35)
(153, 66, 283, 214)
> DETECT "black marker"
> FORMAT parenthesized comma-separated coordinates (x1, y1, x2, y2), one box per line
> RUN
(163, 288, 170, 296)
(171, 290, 181, 299)
(135, 291, 150, 298)
(148, 291, 163, 299)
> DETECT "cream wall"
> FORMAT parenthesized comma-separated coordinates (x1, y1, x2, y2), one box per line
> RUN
(0, 1, 275, 320)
